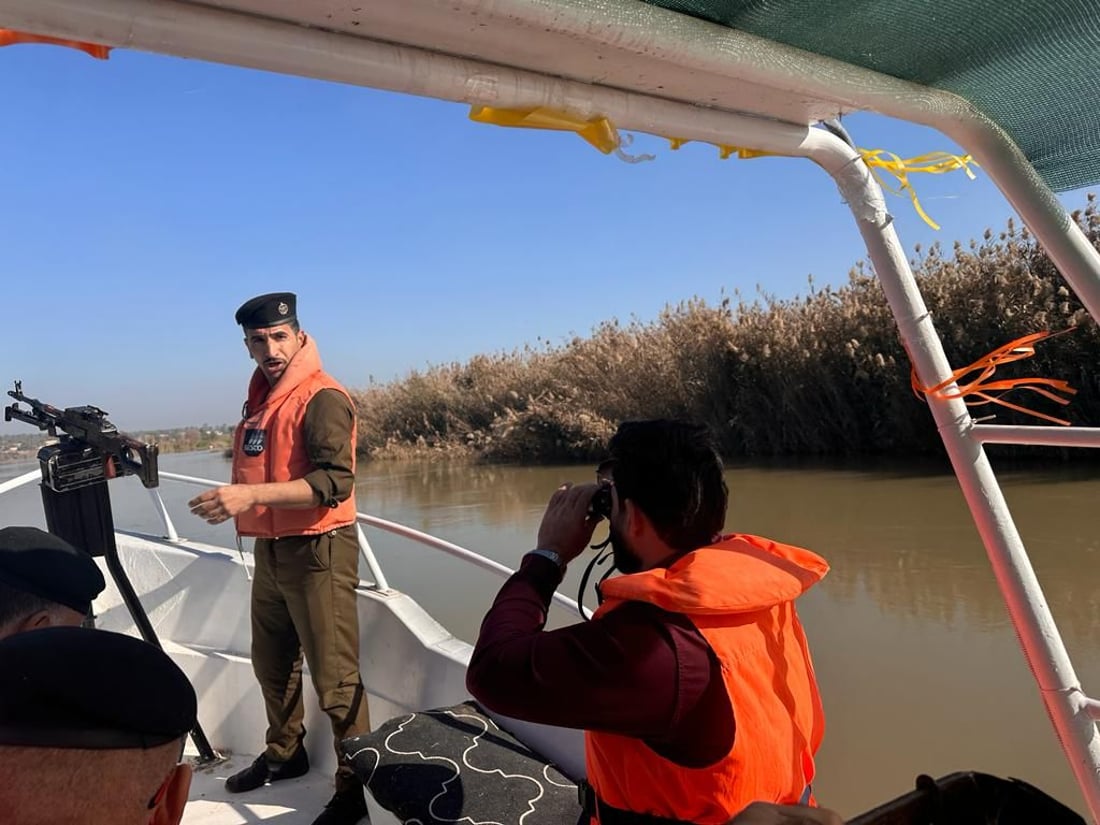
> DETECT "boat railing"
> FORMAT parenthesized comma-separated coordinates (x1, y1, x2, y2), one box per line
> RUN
(0, 469, 39, 497)
(0, 466, 583, 617)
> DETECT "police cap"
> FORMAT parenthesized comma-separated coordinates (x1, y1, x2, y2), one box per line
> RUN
(0, 526, 105, 614)
(0, 626, 197, 749)
(234, 292, 298, 329)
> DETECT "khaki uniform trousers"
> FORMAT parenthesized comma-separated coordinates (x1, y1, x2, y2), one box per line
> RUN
(250, 524, 370, 790)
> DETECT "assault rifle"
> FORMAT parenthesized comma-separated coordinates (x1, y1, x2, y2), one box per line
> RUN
(4, 380, 160, 490)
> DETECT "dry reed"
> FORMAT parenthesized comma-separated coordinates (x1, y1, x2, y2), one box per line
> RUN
(352, 195, 1100, 462)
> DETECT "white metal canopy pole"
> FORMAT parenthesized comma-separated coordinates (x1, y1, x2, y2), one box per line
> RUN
(803, 128, 1100, 822)
(0, 0, 815, 157)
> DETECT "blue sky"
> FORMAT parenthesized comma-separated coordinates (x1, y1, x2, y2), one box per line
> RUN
(0, 43, 1092, 434)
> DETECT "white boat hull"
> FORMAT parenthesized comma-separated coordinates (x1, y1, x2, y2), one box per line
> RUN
(92, 532, 585, 823)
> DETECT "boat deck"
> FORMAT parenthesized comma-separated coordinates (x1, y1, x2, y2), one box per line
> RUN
(182, 750, 341, 825)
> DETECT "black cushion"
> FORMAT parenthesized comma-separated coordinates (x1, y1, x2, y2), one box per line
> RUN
(343, 701, 581, 825)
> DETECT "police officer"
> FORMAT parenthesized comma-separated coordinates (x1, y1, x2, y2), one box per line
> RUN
(0, 525, 106, 639)
(0, 626, 197, 825)
(188, 293, 369, 825)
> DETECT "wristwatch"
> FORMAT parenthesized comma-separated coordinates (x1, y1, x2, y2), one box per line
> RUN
(528, 548, 566, 571)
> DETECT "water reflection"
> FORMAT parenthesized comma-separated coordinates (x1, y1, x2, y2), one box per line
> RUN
(354, 458, 1100, 660)
(348, 457, 1100, 817)
(356, 460, 554, 531)
(724, 463, 1100, 656)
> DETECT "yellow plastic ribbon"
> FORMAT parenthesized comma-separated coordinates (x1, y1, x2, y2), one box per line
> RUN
(670, 139, 977, 227)
(468, 106, 620, 154)
(859, 149, 979, 230)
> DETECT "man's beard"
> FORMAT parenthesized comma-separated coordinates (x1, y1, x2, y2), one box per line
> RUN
(609, 524, 644, 574)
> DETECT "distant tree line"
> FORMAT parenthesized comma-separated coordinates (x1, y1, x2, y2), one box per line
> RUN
(0, 426, 233, 464)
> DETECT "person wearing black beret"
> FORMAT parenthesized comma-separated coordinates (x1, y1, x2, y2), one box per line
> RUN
(0, 626, 197, 824)
(187, 292, 369, 825)
(0, 525, 106, 640)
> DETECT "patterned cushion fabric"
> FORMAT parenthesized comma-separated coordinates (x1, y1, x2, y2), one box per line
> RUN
(343, 702, 582, 825)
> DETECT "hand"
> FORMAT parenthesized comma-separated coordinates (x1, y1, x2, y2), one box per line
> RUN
(730, 803, 844, 825)
(188, 485, 256, 525)
(535, 482, 602, 564)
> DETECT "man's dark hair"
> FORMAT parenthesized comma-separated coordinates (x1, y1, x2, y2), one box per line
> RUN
(607, 419, 728, 552)
(0, 581, 56, 627)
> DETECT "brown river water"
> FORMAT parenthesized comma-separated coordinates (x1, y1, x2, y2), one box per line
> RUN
(2, 452, 1099, 818)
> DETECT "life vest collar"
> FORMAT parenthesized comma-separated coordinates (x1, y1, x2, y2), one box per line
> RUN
(244, 333, 323, 417)
(600, 533, 828, 615)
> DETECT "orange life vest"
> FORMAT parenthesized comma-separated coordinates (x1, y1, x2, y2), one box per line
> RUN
(231, 334, 357, 538)
(584, 533, 828, 824)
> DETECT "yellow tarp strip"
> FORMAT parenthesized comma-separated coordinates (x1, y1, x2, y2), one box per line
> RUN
(468, 106, 620, 154)
(469, 107, 978, 228)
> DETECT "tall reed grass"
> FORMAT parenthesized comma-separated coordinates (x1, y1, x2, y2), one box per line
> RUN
(352, 195, 1100, 462)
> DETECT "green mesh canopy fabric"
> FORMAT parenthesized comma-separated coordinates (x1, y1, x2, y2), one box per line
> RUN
(639, 0, 1100, 193)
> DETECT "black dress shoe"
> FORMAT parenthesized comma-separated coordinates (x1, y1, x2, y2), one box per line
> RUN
(224, 744, 310, 793)
(310, 786, 369, 825)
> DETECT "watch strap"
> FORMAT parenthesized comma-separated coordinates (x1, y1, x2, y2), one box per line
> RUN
(528, 548, 565, 570)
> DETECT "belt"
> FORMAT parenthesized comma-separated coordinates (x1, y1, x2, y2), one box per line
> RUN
(577, 780, 814, 825)
(578, 781, 692, 825)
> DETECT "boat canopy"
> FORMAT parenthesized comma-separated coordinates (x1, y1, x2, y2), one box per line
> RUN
(4, 0, 1099, 193)
(638, 0, 1100, 193)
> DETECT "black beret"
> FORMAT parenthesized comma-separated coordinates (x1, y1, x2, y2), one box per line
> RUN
(234, 292, 297, 329)
(0, 627, 197, 749)
(0, 526, 105, 614)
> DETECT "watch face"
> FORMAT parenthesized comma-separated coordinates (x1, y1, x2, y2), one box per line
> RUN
(532, 549, 563, 567)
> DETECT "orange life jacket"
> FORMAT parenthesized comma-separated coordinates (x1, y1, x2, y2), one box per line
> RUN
(584, 533, 828, 824)
(231, 335, 357, 538)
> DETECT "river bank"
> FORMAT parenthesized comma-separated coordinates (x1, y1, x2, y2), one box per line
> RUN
(355, 200, 1100, 463)
(7, 201, 1096, 467)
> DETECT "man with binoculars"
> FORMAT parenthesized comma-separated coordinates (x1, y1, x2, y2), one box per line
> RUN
(467, 419, 830, 825)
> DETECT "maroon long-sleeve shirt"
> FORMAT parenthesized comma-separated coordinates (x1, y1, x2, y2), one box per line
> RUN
(467, 554, 735, 768)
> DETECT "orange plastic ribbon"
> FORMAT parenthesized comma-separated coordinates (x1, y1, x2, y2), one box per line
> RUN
(911, 329, 1078, 426)
(0, 29, 111, 60)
